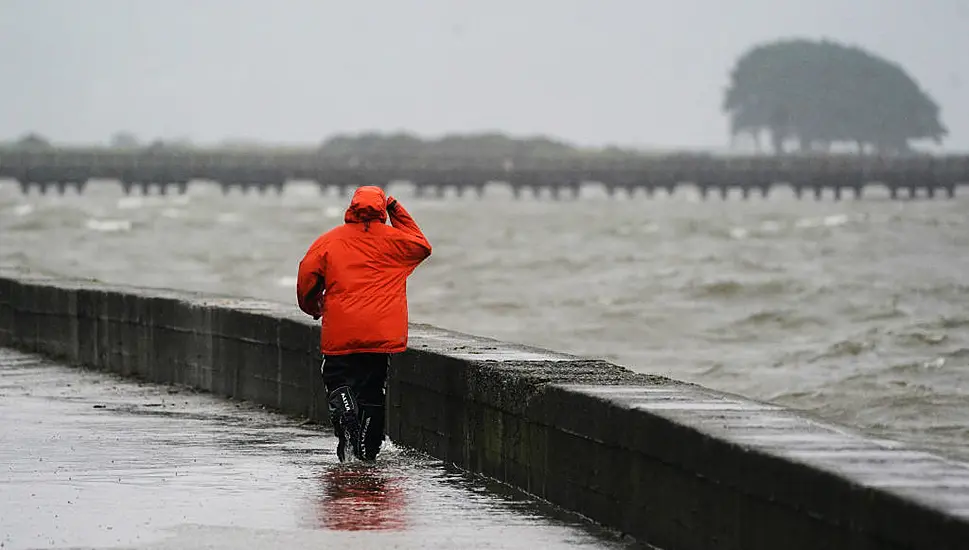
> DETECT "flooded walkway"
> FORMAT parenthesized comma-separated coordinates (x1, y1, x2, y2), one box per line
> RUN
(0, 348, 643, 549)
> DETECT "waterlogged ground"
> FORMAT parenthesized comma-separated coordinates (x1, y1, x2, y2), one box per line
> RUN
(1, 179, 968, 462)
(0, 348, 642, 549)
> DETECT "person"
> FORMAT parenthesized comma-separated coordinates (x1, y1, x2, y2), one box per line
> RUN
(296, 185, 431, 462)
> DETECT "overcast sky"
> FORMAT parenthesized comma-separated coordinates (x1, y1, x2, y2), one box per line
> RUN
(1, 0, 966, 151)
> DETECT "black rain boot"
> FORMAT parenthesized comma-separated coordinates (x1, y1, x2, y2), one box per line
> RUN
(328, 386, 362, 462)
(358, 403, 386, 461)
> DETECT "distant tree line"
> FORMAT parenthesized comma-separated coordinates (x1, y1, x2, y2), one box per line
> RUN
(319, 132, 579, 159)
(3, 130, 657, 160)
(723, 38, 947, 155)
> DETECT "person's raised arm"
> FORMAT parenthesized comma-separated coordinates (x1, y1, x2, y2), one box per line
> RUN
(385, 196, 432, 264)
(296, 245, 326, 319)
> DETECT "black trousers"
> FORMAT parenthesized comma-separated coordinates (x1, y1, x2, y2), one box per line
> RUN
(321, 352, 390, 457)
(321, 352, 389, 407)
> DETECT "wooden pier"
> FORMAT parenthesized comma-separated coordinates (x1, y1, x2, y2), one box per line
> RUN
(2, 147, 967, 199)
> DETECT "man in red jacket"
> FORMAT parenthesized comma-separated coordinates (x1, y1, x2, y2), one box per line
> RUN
(297, 185, 432, 462)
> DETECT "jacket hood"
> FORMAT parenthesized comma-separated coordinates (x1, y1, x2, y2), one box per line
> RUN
(344, 186, 387, 224)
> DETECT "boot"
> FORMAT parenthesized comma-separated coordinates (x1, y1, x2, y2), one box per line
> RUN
(327, 386, 361, 462)
(358, 403, 386, 461)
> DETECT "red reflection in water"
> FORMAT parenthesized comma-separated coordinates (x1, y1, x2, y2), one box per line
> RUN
(315, 465, 408, 531)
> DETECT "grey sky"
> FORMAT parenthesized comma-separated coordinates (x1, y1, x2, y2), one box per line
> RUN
(2, 0, 966, 151)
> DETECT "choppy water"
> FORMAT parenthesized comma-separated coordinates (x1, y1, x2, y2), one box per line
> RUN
(2, 179, 968, 462)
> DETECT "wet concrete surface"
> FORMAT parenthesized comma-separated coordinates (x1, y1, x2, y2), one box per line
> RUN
(0, 348, 646, 550)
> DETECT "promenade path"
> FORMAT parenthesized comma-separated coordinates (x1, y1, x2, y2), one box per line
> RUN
(0, 348, 642, 550)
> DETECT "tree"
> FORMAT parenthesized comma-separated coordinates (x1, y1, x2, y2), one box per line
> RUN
(318, 131, 577, 160)
(110, 131, 140, 148)
(723, 38, 947, 154)
(16, 132, 51, 149)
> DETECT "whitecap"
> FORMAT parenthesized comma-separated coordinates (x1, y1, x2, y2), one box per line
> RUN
(795, 217, 822, 229)
(116, 197, 145, 209)
(14, 204, 34, 216)
(759, 220, 782, 233)
(923, 357, 946, 369)
(823, 214, 849, 227)
(729, 227, 749, 240)
(170, 195, 191, 205)
(324, 206, 342, 219)
(85, 218, 132, 232)
(161, 208, 185, 219)
(217, 212, 241, 224)
(275, 276, 297, 287)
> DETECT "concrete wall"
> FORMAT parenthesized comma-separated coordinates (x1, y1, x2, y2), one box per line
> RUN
(2, 268, 968, 550)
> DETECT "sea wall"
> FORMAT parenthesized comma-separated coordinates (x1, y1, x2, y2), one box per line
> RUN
(1, 268, 967, 550)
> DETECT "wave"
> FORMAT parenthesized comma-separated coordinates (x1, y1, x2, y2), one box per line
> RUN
(893, 330, 948, 347)
(712, 214, 856, 242)
(85, 218, 132, 232)
(686, 278, 802, 299)
(734, 309, 827, 330)
(759, 220, 783, 233)
(4, 218, 51, 232)
(13, 204, 34, 217)
(811, 338, 875, 362)
(794, 214, 851, 229)
(116, 197, 148, 209)
(937, 316, 969, 330)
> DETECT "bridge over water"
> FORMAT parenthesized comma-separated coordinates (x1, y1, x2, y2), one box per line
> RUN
(2, 147, 968, 200)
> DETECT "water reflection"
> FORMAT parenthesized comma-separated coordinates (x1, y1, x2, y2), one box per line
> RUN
(315, 463, 408, 532)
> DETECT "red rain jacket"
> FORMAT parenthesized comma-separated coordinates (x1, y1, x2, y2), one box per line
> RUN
(296, 186, 431, 355)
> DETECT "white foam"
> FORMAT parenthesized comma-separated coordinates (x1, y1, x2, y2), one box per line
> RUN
(275, 276, 297, 287)
(13, 204, 34, 217)
(795, 217, 822, 229)
(291, 185, 320, 197)
(324, 206, 342, 219)
(923, 357, 946, 369)
(116, 197, 145, 210)
(729, 227, 749, 240)
(759, 221, 782, 233)
(85, 218, 132, 232)
(161, 208, 185, 219)
(217, 212, 241, 224)
(824, 214, 849, 227)
(170, 195, 191, 205)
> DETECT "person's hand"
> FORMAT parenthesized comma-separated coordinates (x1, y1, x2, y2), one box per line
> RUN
(385, 195, 399, 214)
(313, 294, 323, 320)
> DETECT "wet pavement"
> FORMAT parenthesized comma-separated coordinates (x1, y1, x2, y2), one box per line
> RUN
(0, 348, 645, 549)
